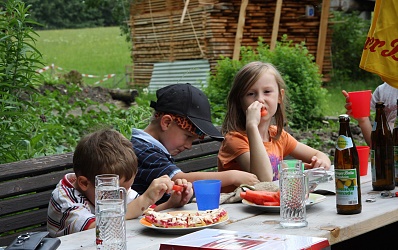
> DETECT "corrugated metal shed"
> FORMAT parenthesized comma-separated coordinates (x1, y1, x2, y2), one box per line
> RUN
(148, 59, 210, 91)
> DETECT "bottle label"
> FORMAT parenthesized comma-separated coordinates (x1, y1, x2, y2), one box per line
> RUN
(370, 149, 376, 182)
(394, 146, 398, 178)
(335, 169, 359, 205)
(336, 135, 354, 151)
(372, 121, 377, 131)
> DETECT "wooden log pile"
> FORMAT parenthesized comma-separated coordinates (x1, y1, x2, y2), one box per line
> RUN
(129, 0, 333, 86)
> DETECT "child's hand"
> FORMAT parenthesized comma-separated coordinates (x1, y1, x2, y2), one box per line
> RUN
(342, 90, 370, 126)
(143, 175, 174, 204)
(304, 156, 331, 171)
(167, 179, 193, 208)
(246, 101, 265, 127)
(342, 90, 353, 117)
(229, 170, 260, 187)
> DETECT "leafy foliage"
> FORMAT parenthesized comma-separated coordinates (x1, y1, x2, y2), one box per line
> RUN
(205, 36, 328, 130)
(330, 11, 378, 81)
(0, 1, 152, 164)
(1, 74, 153, 164)
(0, 0, 44, 163)
(24, 0, 119, 29)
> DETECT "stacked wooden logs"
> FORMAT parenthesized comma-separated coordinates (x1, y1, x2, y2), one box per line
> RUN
(129, 0, 333, 86)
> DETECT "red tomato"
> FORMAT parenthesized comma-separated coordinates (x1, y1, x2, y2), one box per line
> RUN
(260, 108, 268, 117)
(172, 185, 183, 192)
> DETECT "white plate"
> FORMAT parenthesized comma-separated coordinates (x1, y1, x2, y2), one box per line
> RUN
(140, 210, 229, 234)
(242, 193, 327, 212)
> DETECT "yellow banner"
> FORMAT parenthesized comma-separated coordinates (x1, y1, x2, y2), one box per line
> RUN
(360, 0, 398, 87)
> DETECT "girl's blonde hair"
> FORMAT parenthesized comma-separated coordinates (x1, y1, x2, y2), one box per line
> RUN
(221, 61, 287, 140)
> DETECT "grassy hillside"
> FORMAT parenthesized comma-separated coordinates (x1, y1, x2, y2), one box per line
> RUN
(35, 27, 132, 87)
(323, 79, 381, 117)
(34, 27, 381, 117)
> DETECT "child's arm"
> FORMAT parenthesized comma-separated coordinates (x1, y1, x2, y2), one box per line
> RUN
(289, 142, 331, 170)
(125, 175, 172, 219)
(156, 179, 193, 211)
(173, 170, 259, 189)
(245, 125, 273, 182)
(242, 101, 273, 182)
(357, 117, 372, 146)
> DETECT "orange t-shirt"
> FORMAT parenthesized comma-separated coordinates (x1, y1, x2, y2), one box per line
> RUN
(217, 126, 298, 191)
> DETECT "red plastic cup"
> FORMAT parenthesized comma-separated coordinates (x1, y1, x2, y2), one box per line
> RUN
(356, 146, 370, 176)
(348, 90, 372, 118)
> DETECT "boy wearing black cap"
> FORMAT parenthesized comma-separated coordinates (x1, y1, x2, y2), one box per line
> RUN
(131, 83, 260, 204)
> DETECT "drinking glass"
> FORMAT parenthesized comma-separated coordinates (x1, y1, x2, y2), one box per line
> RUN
(95, 174, 126, 213)
(279, 159, 304, 171)
(96, 199, 126, 250)
(279, 168, 308, 228)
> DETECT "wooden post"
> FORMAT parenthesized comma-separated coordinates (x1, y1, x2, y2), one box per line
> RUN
(316, 0, 331, 74)
(233, 0, 249, 60)
(270, 0, 283, 51)
(180, 0, 190, 24)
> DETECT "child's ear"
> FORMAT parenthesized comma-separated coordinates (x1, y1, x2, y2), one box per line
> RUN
(160, 114, 173, 131)
(279, 88, 285, 103)
(76, 175, 91, 191)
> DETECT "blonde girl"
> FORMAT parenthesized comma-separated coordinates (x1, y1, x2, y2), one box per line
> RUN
(217, 61, 331, 192)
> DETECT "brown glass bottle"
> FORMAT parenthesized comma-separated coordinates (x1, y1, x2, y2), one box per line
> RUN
(334, 114, 361, 214)
(371, 102, 395, 190)
(392, 99, 398, 186)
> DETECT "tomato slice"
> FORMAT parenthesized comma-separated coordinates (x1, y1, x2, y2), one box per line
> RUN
(172, 185, 183, 192)
(260, 108, 268, 117)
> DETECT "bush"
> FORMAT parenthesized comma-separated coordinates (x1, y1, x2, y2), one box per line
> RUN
(0, 0, 44, 163)
(205, 36, 328, 130)
(0, 1, 153, 164)
(330, 11, 378, 81)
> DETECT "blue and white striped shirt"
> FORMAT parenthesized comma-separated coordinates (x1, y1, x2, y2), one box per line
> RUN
(131, 128, 182, 204)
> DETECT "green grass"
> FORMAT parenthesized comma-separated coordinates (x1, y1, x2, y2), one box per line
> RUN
(35, 27, 132, 87)
(322, 78, 381, 117)
(34, 27, 381, 118)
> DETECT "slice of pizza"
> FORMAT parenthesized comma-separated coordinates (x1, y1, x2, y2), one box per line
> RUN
(187, 215, 206, 227)
(143, 208, 228, 228)
(198, 208, 228, 225)
(144, 209, 187, 228)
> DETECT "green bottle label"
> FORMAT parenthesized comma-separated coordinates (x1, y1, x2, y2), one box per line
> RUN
(336, 135, 354, 151)
(335, 169, 359, 205)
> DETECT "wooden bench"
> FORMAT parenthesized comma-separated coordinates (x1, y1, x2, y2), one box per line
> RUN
(0, 136, 221, 246)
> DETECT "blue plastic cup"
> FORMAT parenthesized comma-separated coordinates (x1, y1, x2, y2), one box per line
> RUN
(193, 180, 221, 211)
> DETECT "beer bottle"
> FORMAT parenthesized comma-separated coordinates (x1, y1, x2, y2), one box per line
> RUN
(391, 99, 398, 186)
(334, 114, 361, 215)
(371, 102, 395, 190)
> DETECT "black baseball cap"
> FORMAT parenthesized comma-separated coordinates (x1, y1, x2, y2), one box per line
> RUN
(150, 83, 223, 141)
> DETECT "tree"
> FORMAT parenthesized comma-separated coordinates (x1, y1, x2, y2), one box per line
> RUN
(25, 0, 118, 29)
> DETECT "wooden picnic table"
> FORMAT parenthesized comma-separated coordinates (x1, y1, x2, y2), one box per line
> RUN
(56, 164, 398, 249)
